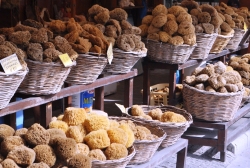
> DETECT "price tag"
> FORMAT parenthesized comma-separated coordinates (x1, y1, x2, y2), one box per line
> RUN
(115, 103, 126, 114)
(107, 43, 113, 65)
(244, 22, 248, 31)
(0, 54, 22, 74)
(59, 53, 74, 67)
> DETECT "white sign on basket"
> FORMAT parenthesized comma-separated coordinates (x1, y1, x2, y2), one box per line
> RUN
(107, 43, 113, 65)
(115, 103, 127, 114)
(59, 53, 74, 67)
(0, 54, 22, 74)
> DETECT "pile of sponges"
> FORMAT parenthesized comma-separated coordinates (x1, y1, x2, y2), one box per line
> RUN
(184, 61, 243, 93)
(139, 4, 196, 46)
(129, 105, 187, 123)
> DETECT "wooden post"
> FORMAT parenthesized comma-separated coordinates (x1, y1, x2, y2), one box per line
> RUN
(124, 78, 133, 108)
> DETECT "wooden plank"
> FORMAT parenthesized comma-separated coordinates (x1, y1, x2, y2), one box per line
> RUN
(0, 70, 138, 117)
(127, 139, 188, 168)
(124, 78, 134, 108)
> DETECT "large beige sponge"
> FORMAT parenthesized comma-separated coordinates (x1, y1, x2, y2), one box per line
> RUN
(84, 129, 110, 149)
(84, 114, 110, 133)
(62, 107, 87, 126)
(33, 144, 56, 167)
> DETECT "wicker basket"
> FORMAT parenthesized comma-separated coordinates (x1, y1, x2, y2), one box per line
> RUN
(183, 83, 244, 122)
(189, 33, 217, 60)
(0, 68, 28, 109)
(225, 29, 246, 50)
(239, 28, 250, 45)
(18, 59, 73, 95)
(66, 53, 107, 85)
(126, 105, 192, 147)
(210, 34, 233, 53)
(103, 48, 146, 74)
(92, 146, 136, 168)
(109, 116, 166, 165)
(143, 39, 196, 64)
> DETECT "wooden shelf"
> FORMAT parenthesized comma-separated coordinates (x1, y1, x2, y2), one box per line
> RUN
(0, 69, 138, 128)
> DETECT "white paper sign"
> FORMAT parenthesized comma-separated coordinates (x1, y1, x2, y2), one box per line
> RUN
(115, 103, 126, 114)
(0, 54, 22, 74)
(59, 53, 74, 67)
(107, 43, 113, 65)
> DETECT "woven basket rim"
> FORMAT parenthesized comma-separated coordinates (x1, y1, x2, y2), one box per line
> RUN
(183, 82, 244, 97)
(78, 52, 107, 58)
(0, 67, 28, 76)
(91, 146, 136, 164)
(143, 38, 197, 47)
(195, 33, 218, 37)
(217, 34, 234, 38)
(25, 59, 76, 67)
(125, 105, 193, 127)
(113, 48, 147, 57)
(109, 116, 167, 143)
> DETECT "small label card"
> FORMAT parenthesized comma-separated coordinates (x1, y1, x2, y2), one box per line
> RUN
(244, 22, 248, 31)
(115, 103, 126, 114)
(59, 53, 74, 67)
(0, 54, 22, 74)
(107, 43, 113, 65)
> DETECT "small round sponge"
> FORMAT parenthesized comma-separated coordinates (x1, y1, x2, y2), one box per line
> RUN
(55, 137, 78, 160)
(67, 153, 92, 168)
(84, 115, 110, 133)
(84, 129, 110, 149)
(107, 128, 128, 145)
(62, 107, 87, 126)
(104, 143, 128, 160)
(24, 123, 50, 146)
(33, 144, 56, 167)
(88, 149, 106, 161)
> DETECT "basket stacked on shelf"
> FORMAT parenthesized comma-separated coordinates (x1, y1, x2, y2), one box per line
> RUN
(0, 36, 29, 109)
(180, 1, 219, 60)
(126, 105, 192, 147)
(183, 61, 244, 122)
(139, 4, 196, 64)
(110, 116, 166, 165)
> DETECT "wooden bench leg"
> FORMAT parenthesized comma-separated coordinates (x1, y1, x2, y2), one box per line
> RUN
(176, 146, 187, 168)
(218, 129, 227, 162)
(41, 102, 52, 129)
(142, 59, 150, 105)
(124, 78, 133, 108)
(94, 87, 104, 111)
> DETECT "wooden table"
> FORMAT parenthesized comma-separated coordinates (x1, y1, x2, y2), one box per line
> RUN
(127, 138, 188, 168)
(0, 69, 138, 129)
(182, 103, 250, 162)
(142, 44, 249, 105)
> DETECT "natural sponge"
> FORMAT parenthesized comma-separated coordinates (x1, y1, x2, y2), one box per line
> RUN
(0, 124, 15, 143)
(161, 111, 186, 123)
(84, 129, 110, 149)
(84, 114, 110, 133)
(33, 145, 56, 167)
(119, 123, 135, 148)
(88, 149, 106, 161)
(104, 143, 128, 160)
(67, 153, 92, 168)
(55, 137, 78, 160)
(24, 123, 50, 146)
(152, 4, 168, 16)
(66, 125, 86, 143)
(131, 105, 145, 116)
(109, 8, 128, 21)
(107, 128, 128, 145)
(1, 159, 19, 168)
(77, 143, 90, 155)
(0, 136, 25, 157)
(48, 120, 69, 133)
(62, 107, 87, 126)
(7, 145, 35, 167)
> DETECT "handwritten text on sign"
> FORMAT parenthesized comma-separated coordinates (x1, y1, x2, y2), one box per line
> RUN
(0, 54, 22, 74)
